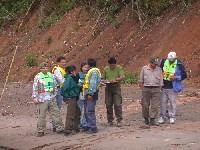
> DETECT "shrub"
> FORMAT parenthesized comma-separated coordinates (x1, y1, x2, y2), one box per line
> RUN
(25, 53, 37, 67)
(122, 72, 139, 85)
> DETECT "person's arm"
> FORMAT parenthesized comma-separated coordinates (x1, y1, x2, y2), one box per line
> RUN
(116, 66, 125, 82)
(139, 67, 144, 89)
(61, 76, 71, 96)
(54, 69, 65, 84)
(32, 74, 40, 104)
(87, 70, 99, 96)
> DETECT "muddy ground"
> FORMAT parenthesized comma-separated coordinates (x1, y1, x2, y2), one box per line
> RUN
(0, 83, 200, 150)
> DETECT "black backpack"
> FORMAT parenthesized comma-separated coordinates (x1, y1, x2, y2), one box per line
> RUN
(160, 59, 187, 81)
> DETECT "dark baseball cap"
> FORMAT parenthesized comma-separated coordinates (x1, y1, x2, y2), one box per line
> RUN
(40, 62, 48, 68)
(149, 57, 159, 65)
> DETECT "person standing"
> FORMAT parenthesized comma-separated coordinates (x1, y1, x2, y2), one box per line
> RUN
(76, 62, 89, 129)
(139, 57, 163, 126)
(83, 58, 101, 134)
(61, 65, 81, 136)
(158, 52, 187, 124)
(51, 56, 66, 131)
(32, 62, 64, 137)
(102, 57, 125, 127)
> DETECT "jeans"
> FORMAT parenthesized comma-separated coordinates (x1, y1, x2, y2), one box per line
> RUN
(51, 87, 63, 128)
(77, 99, 87, 128)
(85, 91, 98, 130)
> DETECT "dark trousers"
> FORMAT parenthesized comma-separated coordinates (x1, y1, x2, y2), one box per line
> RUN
(65, 98, 81, 132)
(105, 85, 123, 122)
(85, 91, 98, 130)
(141, 87, 161, 119)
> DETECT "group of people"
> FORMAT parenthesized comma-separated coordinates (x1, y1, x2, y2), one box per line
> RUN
(32, 51, 187, 137)
(139, 52, 187, 126)
(32, 56, 125, 137)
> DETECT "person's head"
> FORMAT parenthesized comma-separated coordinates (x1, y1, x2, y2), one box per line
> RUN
(65, 65, 76, 76)
(167, 52, 177, 64)
(56, 56, 66, 68)
(40, 62, 48, 74)
(108, 56, 117, 69)
(87, 58, 96, 67)
(149, 56, 159, 69)
(80, 62, 89, 74)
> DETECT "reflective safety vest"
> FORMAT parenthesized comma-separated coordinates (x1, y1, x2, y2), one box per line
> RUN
(163, 59, 177, 81)
(52, 66, 66, 87)
(82, 68, 101, 95)
(38, 72, 54, 93)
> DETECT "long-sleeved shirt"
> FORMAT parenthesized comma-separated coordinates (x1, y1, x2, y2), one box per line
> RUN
(84, 68, 101, 96)
(54, 68, 65, 85)
(32, 72, 57, 102)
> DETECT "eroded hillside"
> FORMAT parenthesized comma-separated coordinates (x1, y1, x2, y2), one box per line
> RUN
(0, 1, 199, 86)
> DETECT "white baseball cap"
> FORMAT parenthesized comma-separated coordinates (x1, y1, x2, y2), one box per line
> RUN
(168, 52, 176, 61)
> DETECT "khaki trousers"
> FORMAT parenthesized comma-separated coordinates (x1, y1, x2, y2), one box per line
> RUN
(141, 87, 161, 119)
(36, 99, 64, 133)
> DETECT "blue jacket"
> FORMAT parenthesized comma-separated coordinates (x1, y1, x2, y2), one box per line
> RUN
(160, 59, 187, 93)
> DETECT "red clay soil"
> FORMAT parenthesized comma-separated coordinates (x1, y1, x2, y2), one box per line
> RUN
(0, 1, 199, 85)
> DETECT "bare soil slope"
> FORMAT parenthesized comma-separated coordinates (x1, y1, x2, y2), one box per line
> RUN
(0, 1, 200, 85)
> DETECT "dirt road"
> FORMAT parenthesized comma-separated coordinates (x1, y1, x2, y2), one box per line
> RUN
(0, 83, 200, 150)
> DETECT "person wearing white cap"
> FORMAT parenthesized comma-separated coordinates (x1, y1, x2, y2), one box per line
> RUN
(158, 52, 187, 124)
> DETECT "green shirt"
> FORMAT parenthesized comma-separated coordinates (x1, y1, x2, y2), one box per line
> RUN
(102, 65, 125, 85)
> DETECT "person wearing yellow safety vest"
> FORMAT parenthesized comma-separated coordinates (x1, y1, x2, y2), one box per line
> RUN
(32, 62, 64, 137)
(158, 52, 187, 124)
(82, 58, 101, 134)
(51, 56, 66, 132)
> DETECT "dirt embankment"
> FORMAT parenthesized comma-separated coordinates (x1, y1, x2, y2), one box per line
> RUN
(0, 1, 200, 84)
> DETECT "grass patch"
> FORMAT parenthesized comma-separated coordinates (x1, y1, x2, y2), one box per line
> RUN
(122, 72, 139, 85)
(25, 53, 37, 67)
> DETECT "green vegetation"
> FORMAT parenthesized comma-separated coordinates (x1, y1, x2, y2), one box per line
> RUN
(46, 36, 52, 44)
(25, 53, 37, 67)
(122, 72, 139, 85)
(0, 0, 196, 29)
(0, 0, 34, 27)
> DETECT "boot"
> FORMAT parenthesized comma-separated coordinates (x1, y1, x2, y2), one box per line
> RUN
(149, 118, 159, 126)
(144, 118, 149, 125)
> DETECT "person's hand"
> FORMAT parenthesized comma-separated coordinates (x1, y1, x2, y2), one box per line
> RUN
(102, 80, 109, 84)
(87, 95, 92, 101)
(34, 100, 40, 105)
(170, 75, 176, 81)
(110, 79, 117, 83)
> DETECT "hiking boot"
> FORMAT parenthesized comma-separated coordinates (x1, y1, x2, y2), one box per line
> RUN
(108, 121, 113, 126)
(82, 127, 89, 132)
(170, 118, 175, 124)
(149, 118, 159, 126)
(57, 130, 64, 134)
(36, 132, 44, 137)
(53, 128, 56, 132)
(64, 131, 72, 136)
(116, 121, 122, 127)
(158, 117, 165, 124)
(86, 128, 98, 134)
(144, 118, 149, 125)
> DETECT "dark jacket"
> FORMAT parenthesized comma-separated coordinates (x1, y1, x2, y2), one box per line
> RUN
(61, 74, 80, 98)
